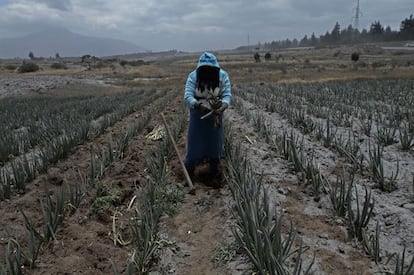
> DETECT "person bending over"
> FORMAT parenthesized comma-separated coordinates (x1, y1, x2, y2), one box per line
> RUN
(183, 52, 231, 187)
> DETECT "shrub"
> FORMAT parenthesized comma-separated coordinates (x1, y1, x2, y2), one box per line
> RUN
(254, 52, 261, 62)
(50, 63, 67, 70)
(351, 52, 360, 62)
(93, 61, 106, 69)
(357, 61, 368, 68)
(4, 64, 17, 71)
(264, 52, 271, 61)
(81, 54, 91, 62)
(127, 60, 145, 67)
(105, 58, 118, 63)
(372, 61, 387, 69)
(119, 60, 128, 67)
(17, 62, 40, 73)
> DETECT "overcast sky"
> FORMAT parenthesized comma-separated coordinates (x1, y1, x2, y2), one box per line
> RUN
(0, 0, 412, 51)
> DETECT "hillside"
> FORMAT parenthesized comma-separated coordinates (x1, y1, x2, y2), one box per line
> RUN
(0, 27, 146, 58)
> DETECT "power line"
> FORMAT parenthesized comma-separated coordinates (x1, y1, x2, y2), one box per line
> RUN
(353, 0, 362, 30)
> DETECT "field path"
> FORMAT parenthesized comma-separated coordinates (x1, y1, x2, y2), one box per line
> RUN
(161, 185, 231, 274)
(158, 121, 238, 274)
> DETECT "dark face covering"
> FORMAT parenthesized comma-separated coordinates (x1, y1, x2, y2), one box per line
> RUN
(196, 65, 220, 93)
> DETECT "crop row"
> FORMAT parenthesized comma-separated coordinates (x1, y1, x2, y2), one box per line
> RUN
(236, 81, 411, 193)
(223, 121, 314, 274)
(0, 91, 185, 274)
(0, 88, 169, 200)
(239, 79, 414, 142)
(114, 103, 187, 274)
(0, 88, 163, 164)
(231, 94, 414, 274)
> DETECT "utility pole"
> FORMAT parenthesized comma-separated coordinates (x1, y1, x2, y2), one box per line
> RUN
(352, 0, 362, 43)
(353, 0, 361, 30)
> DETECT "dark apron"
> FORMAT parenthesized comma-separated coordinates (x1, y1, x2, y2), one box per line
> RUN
(185, 108, 223, 166)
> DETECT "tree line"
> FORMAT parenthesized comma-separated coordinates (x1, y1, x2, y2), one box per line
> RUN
(257, 14, 414, 50)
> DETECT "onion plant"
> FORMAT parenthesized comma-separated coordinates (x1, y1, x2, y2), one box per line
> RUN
(347, 186, 375, 241)
(362, 221, 381, 264)
(392, 247, 414, 275)
(304, 154, 328, 196)
(129, 191, 161, 274)
(0, 169, 12, 200)
(122, 105, 187, 273)
(376, 124, 397, 146)
(224, 122, 313, 275)
(334, 132, 364, 172)
(321, 118, 337, 148)
(3, 239, 24, 275)
(285, 131, 306, 174)
(67, 173, 87, 214)
(329, 172, 353, 218)
(368, 143, 398, 192)
(40, 186, 66, 241)
(359, 117, 373, 137)
(20, 185, 66, 243)
(10, 160, 27, 193)
(398, 128, 414, 151)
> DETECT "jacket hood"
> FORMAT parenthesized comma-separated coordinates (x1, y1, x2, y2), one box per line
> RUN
(197, 52, 220, 68)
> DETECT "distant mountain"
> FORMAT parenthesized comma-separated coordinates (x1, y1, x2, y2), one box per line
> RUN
(0, 27, 146, 58)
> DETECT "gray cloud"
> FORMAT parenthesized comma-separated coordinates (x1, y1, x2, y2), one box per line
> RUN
(0, 0, 412, 51)
(35, 0, 72, 11)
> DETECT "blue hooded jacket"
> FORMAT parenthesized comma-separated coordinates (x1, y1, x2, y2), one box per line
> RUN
(184, 52, 231, 107)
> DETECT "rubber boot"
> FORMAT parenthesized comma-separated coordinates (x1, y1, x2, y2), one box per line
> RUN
(209, 158, 222, 188)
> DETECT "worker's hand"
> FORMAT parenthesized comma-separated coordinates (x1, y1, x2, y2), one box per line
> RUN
(214, 102, 228, 114)
(195, 101, 210, 114)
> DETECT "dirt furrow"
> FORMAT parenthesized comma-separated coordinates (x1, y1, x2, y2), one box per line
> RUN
(159, 186, 232, 274)
(156, 117, 240, 274)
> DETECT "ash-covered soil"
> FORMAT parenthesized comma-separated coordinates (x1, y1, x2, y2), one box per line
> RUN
(0, 74, 115, 98)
